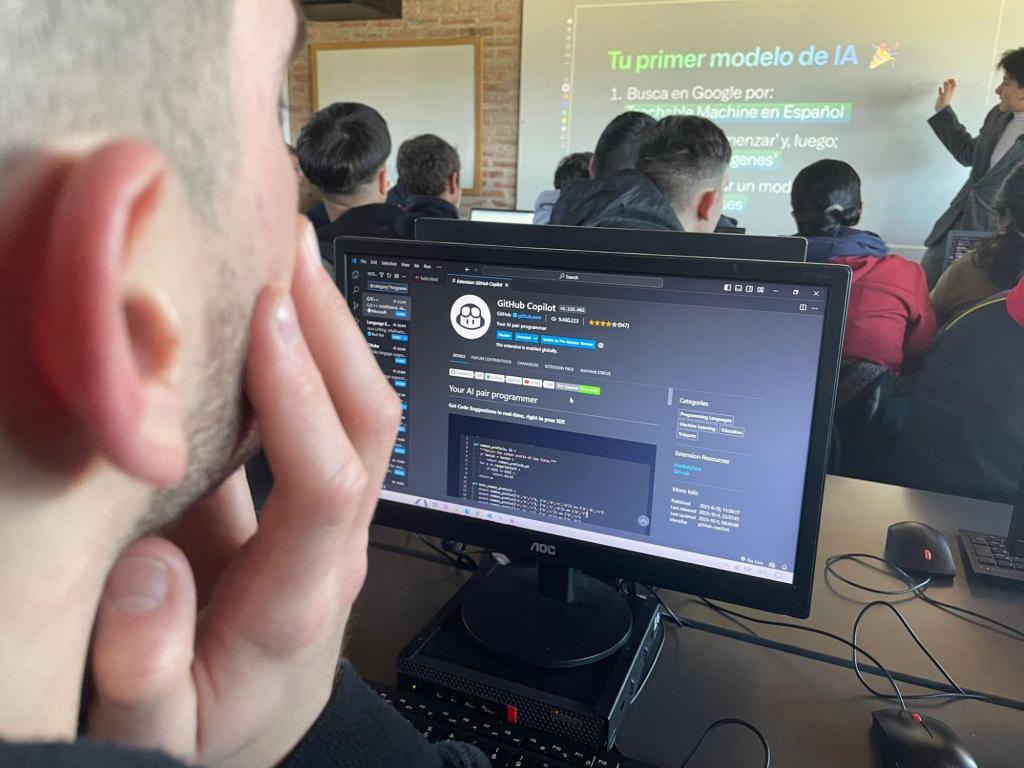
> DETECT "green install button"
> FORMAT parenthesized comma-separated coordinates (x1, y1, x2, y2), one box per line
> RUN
(579, 385, 602, 396)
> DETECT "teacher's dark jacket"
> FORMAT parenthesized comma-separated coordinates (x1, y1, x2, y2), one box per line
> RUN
(926, 105, 1024, 248)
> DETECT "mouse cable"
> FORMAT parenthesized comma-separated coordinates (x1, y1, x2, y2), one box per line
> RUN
(696, 597, 908, 710)
(677, 718, 771, 768)
(913, 590, 1024, 643)
(826, 552, 1024, 642)
(631, 587, 770, 767)
(825, 553, 931, 594)
(851, 600, 987, 704)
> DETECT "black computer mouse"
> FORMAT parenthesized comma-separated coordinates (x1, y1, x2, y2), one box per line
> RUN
(885, 521, 957, 577)
(872, 709, 977, 768)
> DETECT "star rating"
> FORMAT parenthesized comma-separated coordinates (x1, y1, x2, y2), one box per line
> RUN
(588, 320, 613, 327)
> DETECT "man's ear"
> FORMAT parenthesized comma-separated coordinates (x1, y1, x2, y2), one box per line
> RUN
(377, 167, 389, 198)
(32, 140, 188, 487)
(447, 172, 460, 197)
(588, 156, 596, 179)
(695, 188, 720, 224)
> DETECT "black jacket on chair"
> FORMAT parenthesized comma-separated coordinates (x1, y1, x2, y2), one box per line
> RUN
(891, 290, 1024, 503)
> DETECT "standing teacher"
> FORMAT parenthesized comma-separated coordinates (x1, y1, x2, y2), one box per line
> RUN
(923, 47, 1024, 287)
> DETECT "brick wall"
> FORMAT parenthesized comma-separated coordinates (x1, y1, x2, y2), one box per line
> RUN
(289, 0, 524, 210)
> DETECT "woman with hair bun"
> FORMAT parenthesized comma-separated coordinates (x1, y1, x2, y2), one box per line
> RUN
(791, 159, 936, 373)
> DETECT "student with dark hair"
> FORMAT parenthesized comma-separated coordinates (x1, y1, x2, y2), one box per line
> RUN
(931, 162, 1024, 326)
(533, 151, 593, 224)
(551, 114, 731, 231)
(296, 101, 401, 244)
(555, 151, 594, 190)
(392, 133, 462, 237)
(921, 47, 1024, 286)
(791, 159, 936, 373)
(591, 111, 658, 178)
(637, 115, 732, 233)
(549, 111, 656, 226)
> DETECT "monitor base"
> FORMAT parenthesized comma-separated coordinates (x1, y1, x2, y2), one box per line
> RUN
(461, 561, 633, 668)
(396, 561, 662, 749)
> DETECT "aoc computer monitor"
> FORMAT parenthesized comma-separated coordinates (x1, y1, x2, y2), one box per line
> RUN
(336, 236, 848, 622)
(469, 208, 537, 225)
(415, 219, 806, 262)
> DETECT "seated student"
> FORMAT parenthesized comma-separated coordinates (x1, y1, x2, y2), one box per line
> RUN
(890, 277, 1024, 503)
(385, 177, 409, 209)
(0, 2, 485, 767)
(549, 111, 656, 226)
(791, 160, 936, 374)
(635, 115, 732, 233)
(931, 163, 1024, 326)
(296, 101, 401, 245)
(392, 133, 462, 238)
(533, 151, 593, 224)
(551, 114, 731, 232)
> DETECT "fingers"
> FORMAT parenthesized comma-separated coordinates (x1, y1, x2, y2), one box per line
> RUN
(163, 468, 257, 608)
(201, 281, 368, 660)
(291, 217, 401, 520)
(88, 536, 198, 760)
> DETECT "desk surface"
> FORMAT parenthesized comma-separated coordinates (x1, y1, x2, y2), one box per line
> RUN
(350, 532, 1023, 768)
(666, 475, 1024, 707)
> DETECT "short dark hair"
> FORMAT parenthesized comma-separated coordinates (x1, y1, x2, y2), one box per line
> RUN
(999, 47, 1024, 86)
(791, 159, 863, 236)
(553, 152, 593, 190)
(973, 163, 1024, 289)
(296, 102, 391, 196)
(396, 134, 461, 196)
(593, 112, 656, 177)
(636, 116, 731, 209)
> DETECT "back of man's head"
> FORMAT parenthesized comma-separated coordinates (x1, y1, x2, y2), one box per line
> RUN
(553, 152, 594, 191)
(1, 1, 231, 215)
(0, 0, 306, 528)
(592, 111, 657, 178)
(297, 102, 391, 198)
(397, 134, 461, 202)
(637, 116, 732, 232)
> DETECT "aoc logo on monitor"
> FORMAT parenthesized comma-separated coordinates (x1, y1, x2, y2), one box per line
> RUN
(450, 294, 491, 340)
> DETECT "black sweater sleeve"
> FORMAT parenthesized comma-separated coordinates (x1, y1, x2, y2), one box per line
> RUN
(2, 666, 488, 768)
(283, 661, 491, 768)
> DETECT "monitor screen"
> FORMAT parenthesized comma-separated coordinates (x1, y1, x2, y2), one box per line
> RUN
(469, 208, 537, 225)
(415, 219, 806, 262)
(338, 237, 848, 616)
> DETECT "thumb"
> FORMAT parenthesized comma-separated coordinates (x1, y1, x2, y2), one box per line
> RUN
(88, 536, 198, 760)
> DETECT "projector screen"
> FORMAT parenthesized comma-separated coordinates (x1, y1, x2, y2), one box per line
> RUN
(517, 0, 1023, 252)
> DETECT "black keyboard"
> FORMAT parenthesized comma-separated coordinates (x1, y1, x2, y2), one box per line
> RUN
(369, 681, 656, 768)
(959, 530, 1024, 586)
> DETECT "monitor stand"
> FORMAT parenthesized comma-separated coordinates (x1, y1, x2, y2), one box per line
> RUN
(460, 561, 634, 668)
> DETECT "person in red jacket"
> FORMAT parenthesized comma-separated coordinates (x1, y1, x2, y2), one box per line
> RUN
(791, 160, 937, 373)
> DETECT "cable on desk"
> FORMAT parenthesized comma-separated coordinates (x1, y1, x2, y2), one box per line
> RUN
(826, 552, 1024, 642)
(851, 601, 986, 704)
(697, 598, 908, 710)
(642, 585, 695, 629)
(825, 553, 930, 595)
(677, 718, 771, 768)
(415, 534, 478, 571)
